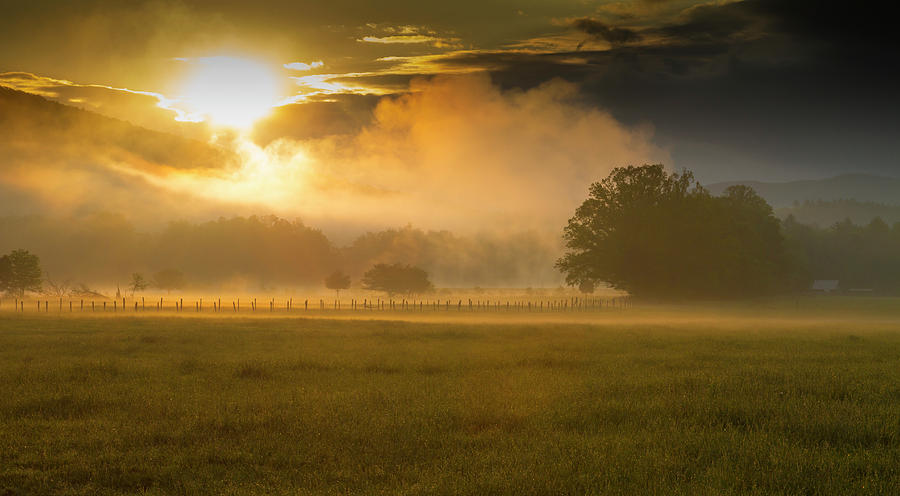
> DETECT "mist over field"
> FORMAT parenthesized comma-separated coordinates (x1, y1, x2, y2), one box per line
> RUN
(0, 215, 567, 291)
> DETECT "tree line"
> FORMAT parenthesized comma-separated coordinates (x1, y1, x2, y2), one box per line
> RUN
(776, 199, 900, 228)
(7, 164, 900, 299)
(0, 215, 561, 291)
(781, 216, 900, 292)
(1, 250, 437, 300)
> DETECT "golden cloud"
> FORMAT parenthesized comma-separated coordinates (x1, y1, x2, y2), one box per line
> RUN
(284, 61, 325, 71)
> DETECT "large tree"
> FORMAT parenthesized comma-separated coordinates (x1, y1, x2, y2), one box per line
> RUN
(361, 263, 433, 297)
(0, 249, 43, 297)
(557, 164, 794, 298)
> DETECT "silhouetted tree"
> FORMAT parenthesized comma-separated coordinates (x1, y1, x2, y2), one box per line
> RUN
(129, 273, 149, 296)
(0, 249, 43, 297)
(152, 268, 185, 294)
(0, 257, 10, 294)
(324, 270, 351, 298)
(70, 283, 106, 299)
(557, 164, 794, 299)
(43, 273, 71, 298)
(361, 263, 433, 297)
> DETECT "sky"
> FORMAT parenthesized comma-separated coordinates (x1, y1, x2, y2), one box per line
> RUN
(1, 0, 898, 233)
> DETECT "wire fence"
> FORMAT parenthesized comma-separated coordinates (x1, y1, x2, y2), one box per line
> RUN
(0, 295, 632, 314)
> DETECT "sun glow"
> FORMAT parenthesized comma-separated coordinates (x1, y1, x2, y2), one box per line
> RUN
(178, 56, 280, 129)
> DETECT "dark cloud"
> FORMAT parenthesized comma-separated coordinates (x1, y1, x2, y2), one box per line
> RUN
(252, 94, 380, 146)
(379, 0, 899, 182)
(571, 18, 642, 48)
(656, 2, 761, 43)
(328, 73, 417, 93)
(647, 0, 898, 54)
(746, 0, 899, 49)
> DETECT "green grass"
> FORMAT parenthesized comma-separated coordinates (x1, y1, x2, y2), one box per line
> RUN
(1, 306, 899, 495)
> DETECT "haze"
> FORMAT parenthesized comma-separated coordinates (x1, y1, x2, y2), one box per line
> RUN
(1, 0, 897, 288)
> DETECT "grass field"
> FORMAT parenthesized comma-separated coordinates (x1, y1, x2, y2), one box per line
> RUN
(1, 299, 900, 495)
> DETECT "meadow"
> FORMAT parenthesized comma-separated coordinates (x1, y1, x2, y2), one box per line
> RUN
(1, 298, 899, 495)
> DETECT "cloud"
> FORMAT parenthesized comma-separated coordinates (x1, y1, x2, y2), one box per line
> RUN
(284, 61, 324, 71)
(2, 0, 898, 198)
(252, 94, 379, 145)
(0, 74, 666, 237)
(357, 24, 461, 48)
(264, 74, 667, 232)
(741, 0, 898, 48)
(358, 35, 460, 48)
(360, 35, 437, 44)
(571, 18, 642, 47)
(654, 2, 762, 43)
(286, 73, 393, 100)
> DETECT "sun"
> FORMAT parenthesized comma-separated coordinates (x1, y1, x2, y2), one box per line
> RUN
(178, 56, 280, 129)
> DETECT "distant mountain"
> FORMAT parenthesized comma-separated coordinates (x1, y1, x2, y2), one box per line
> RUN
(706, 174, 900, 208)
(0, 86, 237, 218)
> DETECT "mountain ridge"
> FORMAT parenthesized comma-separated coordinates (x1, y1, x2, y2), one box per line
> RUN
(0, 85, 233, 171)
(706, 173, 900, 208)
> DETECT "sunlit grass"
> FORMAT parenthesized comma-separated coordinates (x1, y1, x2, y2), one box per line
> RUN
(1, 305, 899, 494)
